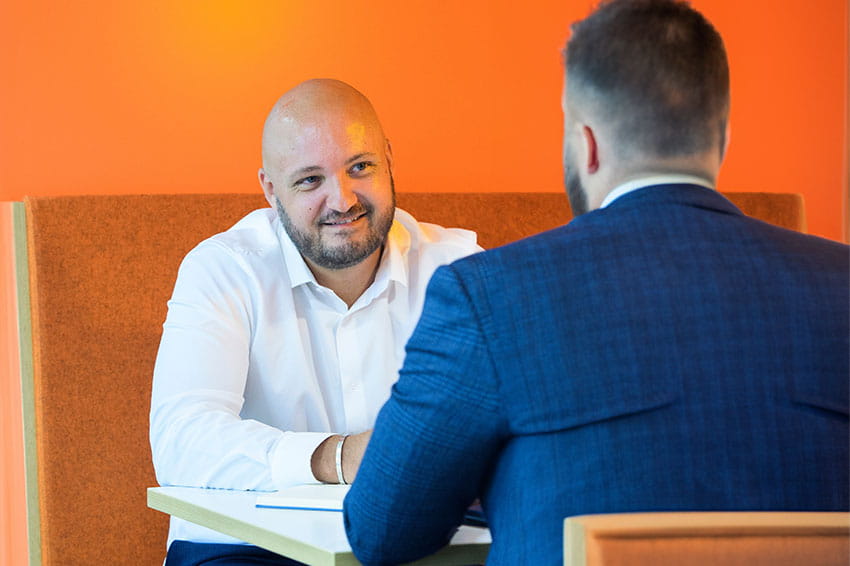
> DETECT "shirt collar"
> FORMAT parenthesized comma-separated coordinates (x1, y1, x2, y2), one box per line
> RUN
(600, 174, 715, 208)
(379, 216, 411, 289)
(274, 216, 317, 289)
(274, 209, 411, 292)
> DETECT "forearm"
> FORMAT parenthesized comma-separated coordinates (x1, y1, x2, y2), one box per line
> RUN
(344, 400, 491, 565)
(151, 400, 278, 489)
(344, 264, 506, 564)
(151, 393, 334, 489)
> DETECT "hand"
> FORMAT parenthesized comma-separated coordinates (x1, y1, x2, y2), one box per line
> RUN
(310, 430, 372, 484)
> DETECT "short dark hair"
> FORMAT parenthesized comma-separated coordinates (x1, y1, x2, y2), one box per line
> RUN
(565, 0, 729, 158)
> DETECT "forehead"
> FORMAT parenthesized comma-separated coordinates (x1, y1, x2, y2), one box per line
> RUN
(272, 112, 384, 173)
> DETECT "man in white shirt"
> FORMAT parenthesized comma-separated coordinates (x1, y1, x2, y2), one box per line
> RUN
(149, 78, 481, 565)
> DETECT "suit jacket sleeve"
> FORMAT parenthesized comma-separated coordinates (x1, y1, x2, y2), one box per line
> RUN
(343, 262, 507, 565)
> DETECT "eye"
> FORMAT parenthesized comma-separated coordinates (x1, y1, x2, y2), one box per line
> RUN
(293, 175, 322, 190)
(348, 161, 374, 176)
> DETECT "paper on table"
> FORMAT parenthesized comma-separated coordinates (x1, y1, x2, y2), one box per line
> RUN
(255, 484, 350, 512)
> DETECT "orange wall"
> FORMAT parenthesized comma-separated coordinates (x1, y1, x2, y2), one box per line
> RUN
(0, 1, 847, 241)
(0, 1, 847, 562)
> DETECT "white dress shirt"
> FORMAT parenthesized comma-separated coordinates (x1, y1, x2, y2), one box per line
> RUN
(600, 174, 715, 208)
(150, 206, 481, 546)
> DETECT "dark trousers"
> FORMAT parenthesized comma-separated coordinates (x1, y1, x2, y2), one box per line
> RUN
(165, 541, 306, 566)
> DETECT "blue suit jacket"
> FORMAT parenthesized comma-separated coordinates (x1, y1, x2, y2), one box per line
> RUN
(344, 185, 849, 565)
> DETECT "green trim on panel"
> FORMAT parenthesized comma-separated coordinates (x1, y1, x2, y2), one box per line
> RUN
(564, 518, 587, 566)
(13, 202, 40, 566)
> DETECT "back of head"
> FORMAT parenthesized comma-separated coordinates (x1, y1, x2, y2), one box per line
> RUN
(565, 0, 729, 160)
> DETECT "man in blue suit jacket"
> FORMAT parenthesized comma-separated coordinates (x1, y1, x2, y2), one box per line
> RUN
(343, 1, 850, 564)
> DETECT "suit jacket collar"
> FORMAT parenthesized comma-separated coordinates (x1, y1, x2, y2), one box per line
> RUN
(601, 175, 714, 207)
(601, 183, 744, 217)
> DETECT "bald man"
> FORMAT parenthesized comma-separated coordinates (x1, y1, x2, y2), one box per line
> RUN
(150, 79, 481, 565)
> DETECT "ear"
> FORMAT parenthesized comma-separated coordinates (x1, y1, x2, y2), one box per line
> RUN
(582, 125, 599, 174)
(720, 121, 731, 162)
(384, 138, 394, 172)
(258, 167, 276, 208)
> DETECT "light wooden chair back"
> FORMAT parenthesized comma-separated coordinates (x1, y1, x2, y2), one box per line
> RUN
(564, 512, 850, 566)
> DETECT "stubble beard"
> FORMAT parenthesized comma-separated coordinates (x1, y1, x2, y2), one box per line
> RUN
(563, 140, 589, 216)
(276, 180, 396, 270)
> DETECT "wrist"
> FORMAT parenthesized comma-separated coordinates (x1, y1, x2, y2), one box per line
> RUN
(310, 434, 343, 484)
(335, 435, 349, 485)
(341, 429, 371, 484)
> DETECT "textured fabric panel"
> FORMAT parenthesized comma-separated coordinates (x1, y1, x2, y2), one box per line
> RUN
(396, 191, 806, 245)
(395, 192, 572, 248)
(25, 194, 266, 566)
(22, 191, 803, 565)
(21, 192, 562, 565)
(723, 192, 806, 233)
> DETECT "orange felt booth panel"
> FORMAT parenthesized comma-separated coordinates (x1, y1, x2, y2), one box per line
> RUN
(19, 191, 803, 565)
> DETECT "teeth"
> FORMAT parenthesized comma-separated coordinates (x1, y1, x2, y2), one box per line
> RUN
(326, 214, 362, 225)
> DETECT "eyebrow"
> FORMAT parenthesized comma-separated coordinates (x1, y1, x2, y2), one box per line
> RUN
(290, 165, 322, 179)
(346, 152, 379, 165)
(288, 153, 378, 183)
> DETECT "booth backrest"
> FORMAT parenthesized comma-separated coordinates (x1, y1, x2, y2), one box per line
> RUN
(13, 191, 804, 565)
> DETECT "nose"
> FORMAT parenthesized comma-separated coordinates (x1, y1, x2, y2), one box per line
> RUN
(325, 175, 359, 213)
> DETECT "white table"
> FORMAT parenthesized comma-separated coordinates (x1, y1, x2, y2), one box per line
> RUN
(148, 486, 491, 566)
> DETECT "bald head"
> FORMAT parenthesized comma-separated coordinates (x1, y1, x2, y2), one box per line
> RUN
(256, 79, 396, 279)
(261, 79, 387, 172)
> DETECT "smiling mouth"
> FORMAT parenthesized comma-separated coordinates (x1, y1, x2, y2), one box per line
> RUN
(321, 212, 367, 226)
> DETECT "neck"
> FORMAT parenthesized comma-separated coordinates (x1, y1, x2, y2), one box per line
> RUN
(589, 153, 721, 211)
(307, 247, 383, 308)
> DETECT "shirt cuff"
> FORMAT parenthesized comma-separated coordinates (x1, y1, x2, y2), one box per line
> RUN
(269, 431, 335, 488)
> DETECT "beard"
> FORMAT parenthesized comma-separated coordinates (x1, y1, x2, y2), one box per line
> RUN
(563, 138, 588, 217)
(276, 179, 396, 270)
(564, 165, 588, 217)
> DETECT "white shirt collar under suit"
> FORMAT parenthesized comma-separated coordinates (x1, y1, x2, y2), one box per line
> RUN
(601, 174, 715, 208)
